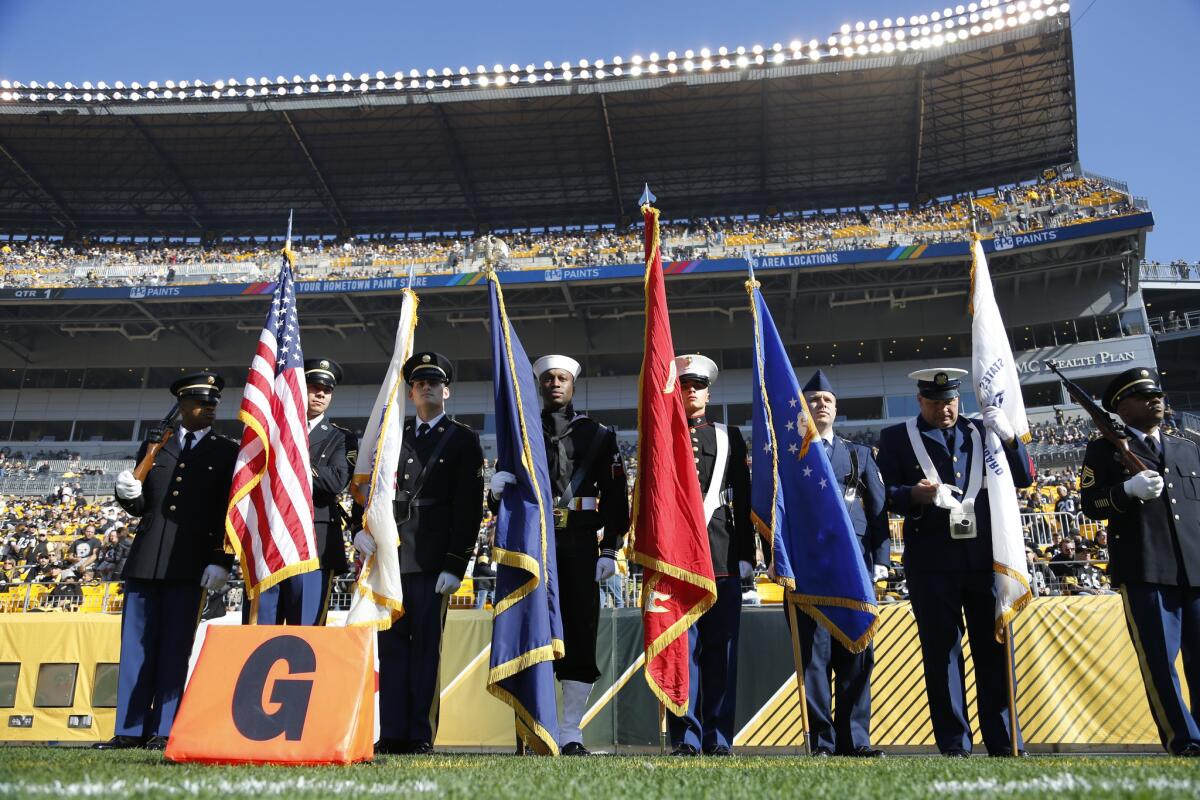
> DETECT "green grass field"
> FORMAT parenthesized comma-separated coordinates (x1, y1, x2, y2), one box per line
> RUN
(0, 748, 1197, 800)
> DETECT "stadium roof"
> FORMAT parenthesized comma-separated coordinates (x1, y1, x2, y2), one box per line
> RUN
(0, 5, 1076, 236)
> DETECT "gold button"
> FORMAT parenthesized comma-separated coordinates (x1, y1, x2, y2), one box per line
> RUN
(407, 458, 414, 464)
(1175, 514, 1181, 520)
(169, 505, 176, 511)
(179, 463, 186, 469)
(175, 477, 182, 483)
(1168, 483, 1174, 489)
(1171, 499, 1177, 504)
(956, 472, 962, 479)
(953, 456, 958, 463)
(404, 474, 410, 480)
(693, 446, 699, 452)
(171, 491, 179, 496)
(694, 457, 700, 463)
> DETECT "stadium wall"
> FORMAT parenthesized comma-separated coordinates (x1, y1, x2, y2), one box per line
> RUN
(0, 597, 1178, 752)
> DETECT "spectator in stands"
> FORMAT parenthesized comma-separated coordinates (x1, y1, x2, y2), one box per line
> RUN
(1091, 530, 1110, 560)
(95, 529, 129, 580)
(68, 524, 102, 572)
(1048, 539, 1081, 582)
(30, 556, 60, 585)
(1026, 547, 1055, 598)
(47, 570, 83, 610)
(1, 556, 20, 587)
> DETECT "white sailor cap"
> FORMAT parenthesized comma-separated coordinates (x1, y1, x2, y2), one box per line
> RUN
(674, 354, 719, 386)
(532, 355, 581, 380)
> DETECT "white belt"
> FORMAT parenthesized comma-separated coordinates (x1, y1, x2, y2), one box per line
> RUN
(562, 497, 599, 511)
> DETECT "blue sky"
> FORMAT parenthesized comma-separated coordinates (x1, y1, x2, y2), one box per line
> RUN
(0, 0, 1194, 261)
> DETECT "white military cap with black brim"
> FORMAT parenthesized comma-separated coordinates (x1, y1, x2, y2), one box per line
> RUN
(909, 367, 968, 400)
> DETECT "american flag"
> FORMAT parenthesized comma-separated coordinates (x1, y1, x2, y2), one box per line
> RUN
(224, 250, 318, 597)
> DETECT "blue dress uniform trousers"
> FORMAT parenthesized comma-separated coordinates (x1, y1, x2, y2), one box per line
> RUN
(667, 574, 743, 751)
(377, 572, 450, 745)
(796, 435, 890, 752)
(1119, 583, 1200, 753)
(906, 568, 1023, 754)
(248, 569, 327, 626)
(114, 579, 205, 738)
(796, 612, 874, 753)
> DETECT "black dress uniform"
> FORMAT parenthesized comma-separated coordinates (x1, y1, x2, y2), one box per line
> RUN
(875, 368, 1032, 756)
(796, 367, 891, 756)
(109, 372, 237, 745)
(541, 403, 630, 684)
(666, 384, 752, 755)
(250, 359, 357, 626)
(1081, 367, 1200, 755)
(376, 352, 484, 753)
(516, 354, 630, 754)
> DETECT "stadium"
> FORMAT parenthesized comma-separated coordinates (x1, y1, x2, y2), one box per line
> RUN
(2, 1, 1199, 795)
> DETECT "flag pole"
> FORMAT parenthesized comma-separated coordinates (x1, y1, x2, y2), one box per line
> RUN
(786, 597, 812, 756)
(745, 247, 811, 756)
(1005, 623, 1019, 756)
(658, 703, 667, 754)
(970, 195, 1021, 757)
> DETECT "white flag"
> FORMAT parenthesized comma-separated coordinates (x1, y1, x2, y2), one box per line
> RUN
(346, 288, 419, 629)
(969, 235, 1032, 641)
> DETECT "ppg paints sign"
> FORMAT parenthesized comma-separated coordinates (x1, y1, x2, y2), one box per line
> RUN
(1015, 350, 1136, 376)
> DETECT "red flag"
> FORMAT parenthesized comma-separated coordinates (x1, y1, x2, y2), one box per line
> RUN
(225, 249, 318, 598)
(630, 203, 716, 715)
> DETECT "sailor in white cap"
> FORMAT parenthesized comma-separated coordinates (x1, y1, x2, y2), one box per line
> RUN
(489, 353, 630, 756)
(875, 366, 1033, 757)
(665, 353, 752, 756)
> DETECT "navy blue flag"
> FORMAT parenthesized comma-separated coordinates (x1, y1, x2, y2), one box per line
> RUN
(485, 271, 565, 755)
(748, 282, 878, 652)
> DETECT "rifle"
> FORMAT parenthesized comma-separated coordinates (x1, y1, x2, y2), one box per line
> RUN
(1043, 361, 1147, 474)
(133, 403, 181, 482)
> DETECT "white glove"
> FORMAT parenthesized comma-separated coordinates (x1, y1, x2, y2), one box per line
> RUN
(199, 565, 229, 592)
(873, 564, 889, 582)
(981, 405, 1016, 444)
(115, 470, 142, 500)
(435, 571, 462, 595)
(595, 556, 617, 582)
(1124, 470, 1164, 501)
(739, 560, 754, 580)
(489, 471, 516, 498)
(352, 529, 377, 557)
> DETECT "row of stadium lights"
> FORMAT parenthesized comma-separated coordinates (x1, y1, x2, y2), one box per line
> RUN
(0, 1, 1066, 103)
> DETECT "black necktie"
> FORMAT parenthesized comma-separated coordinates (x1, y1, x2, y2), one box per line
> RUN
(417, 422, 430, 438)
(183, 432, 195, 452)
(823, 440, 833, 461)
(942, 428, 956, 450)
(1145, 435, 1158, 457)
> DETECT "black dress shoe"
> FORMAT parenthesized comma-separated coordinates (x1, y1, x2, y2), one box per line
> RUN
(841, 746, 885, 758)
(561, 741, 591, 756)
(409, 742, 435, 755)
(811, 746, 834, 757)
(92, 735, 145, 750)
(705, 744, 733, 756)
(1175, 743, 1200, 757)
(374, 738, 408, 755)
(670, 744, 700, 756)
(144, 735, 169, 751)
(943, 748, 971, 758)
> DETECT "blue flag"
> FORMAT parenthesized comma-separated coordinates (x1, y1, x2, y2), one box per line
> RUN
(486, 272, 565, 754)
(748, 284, 878, 652)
